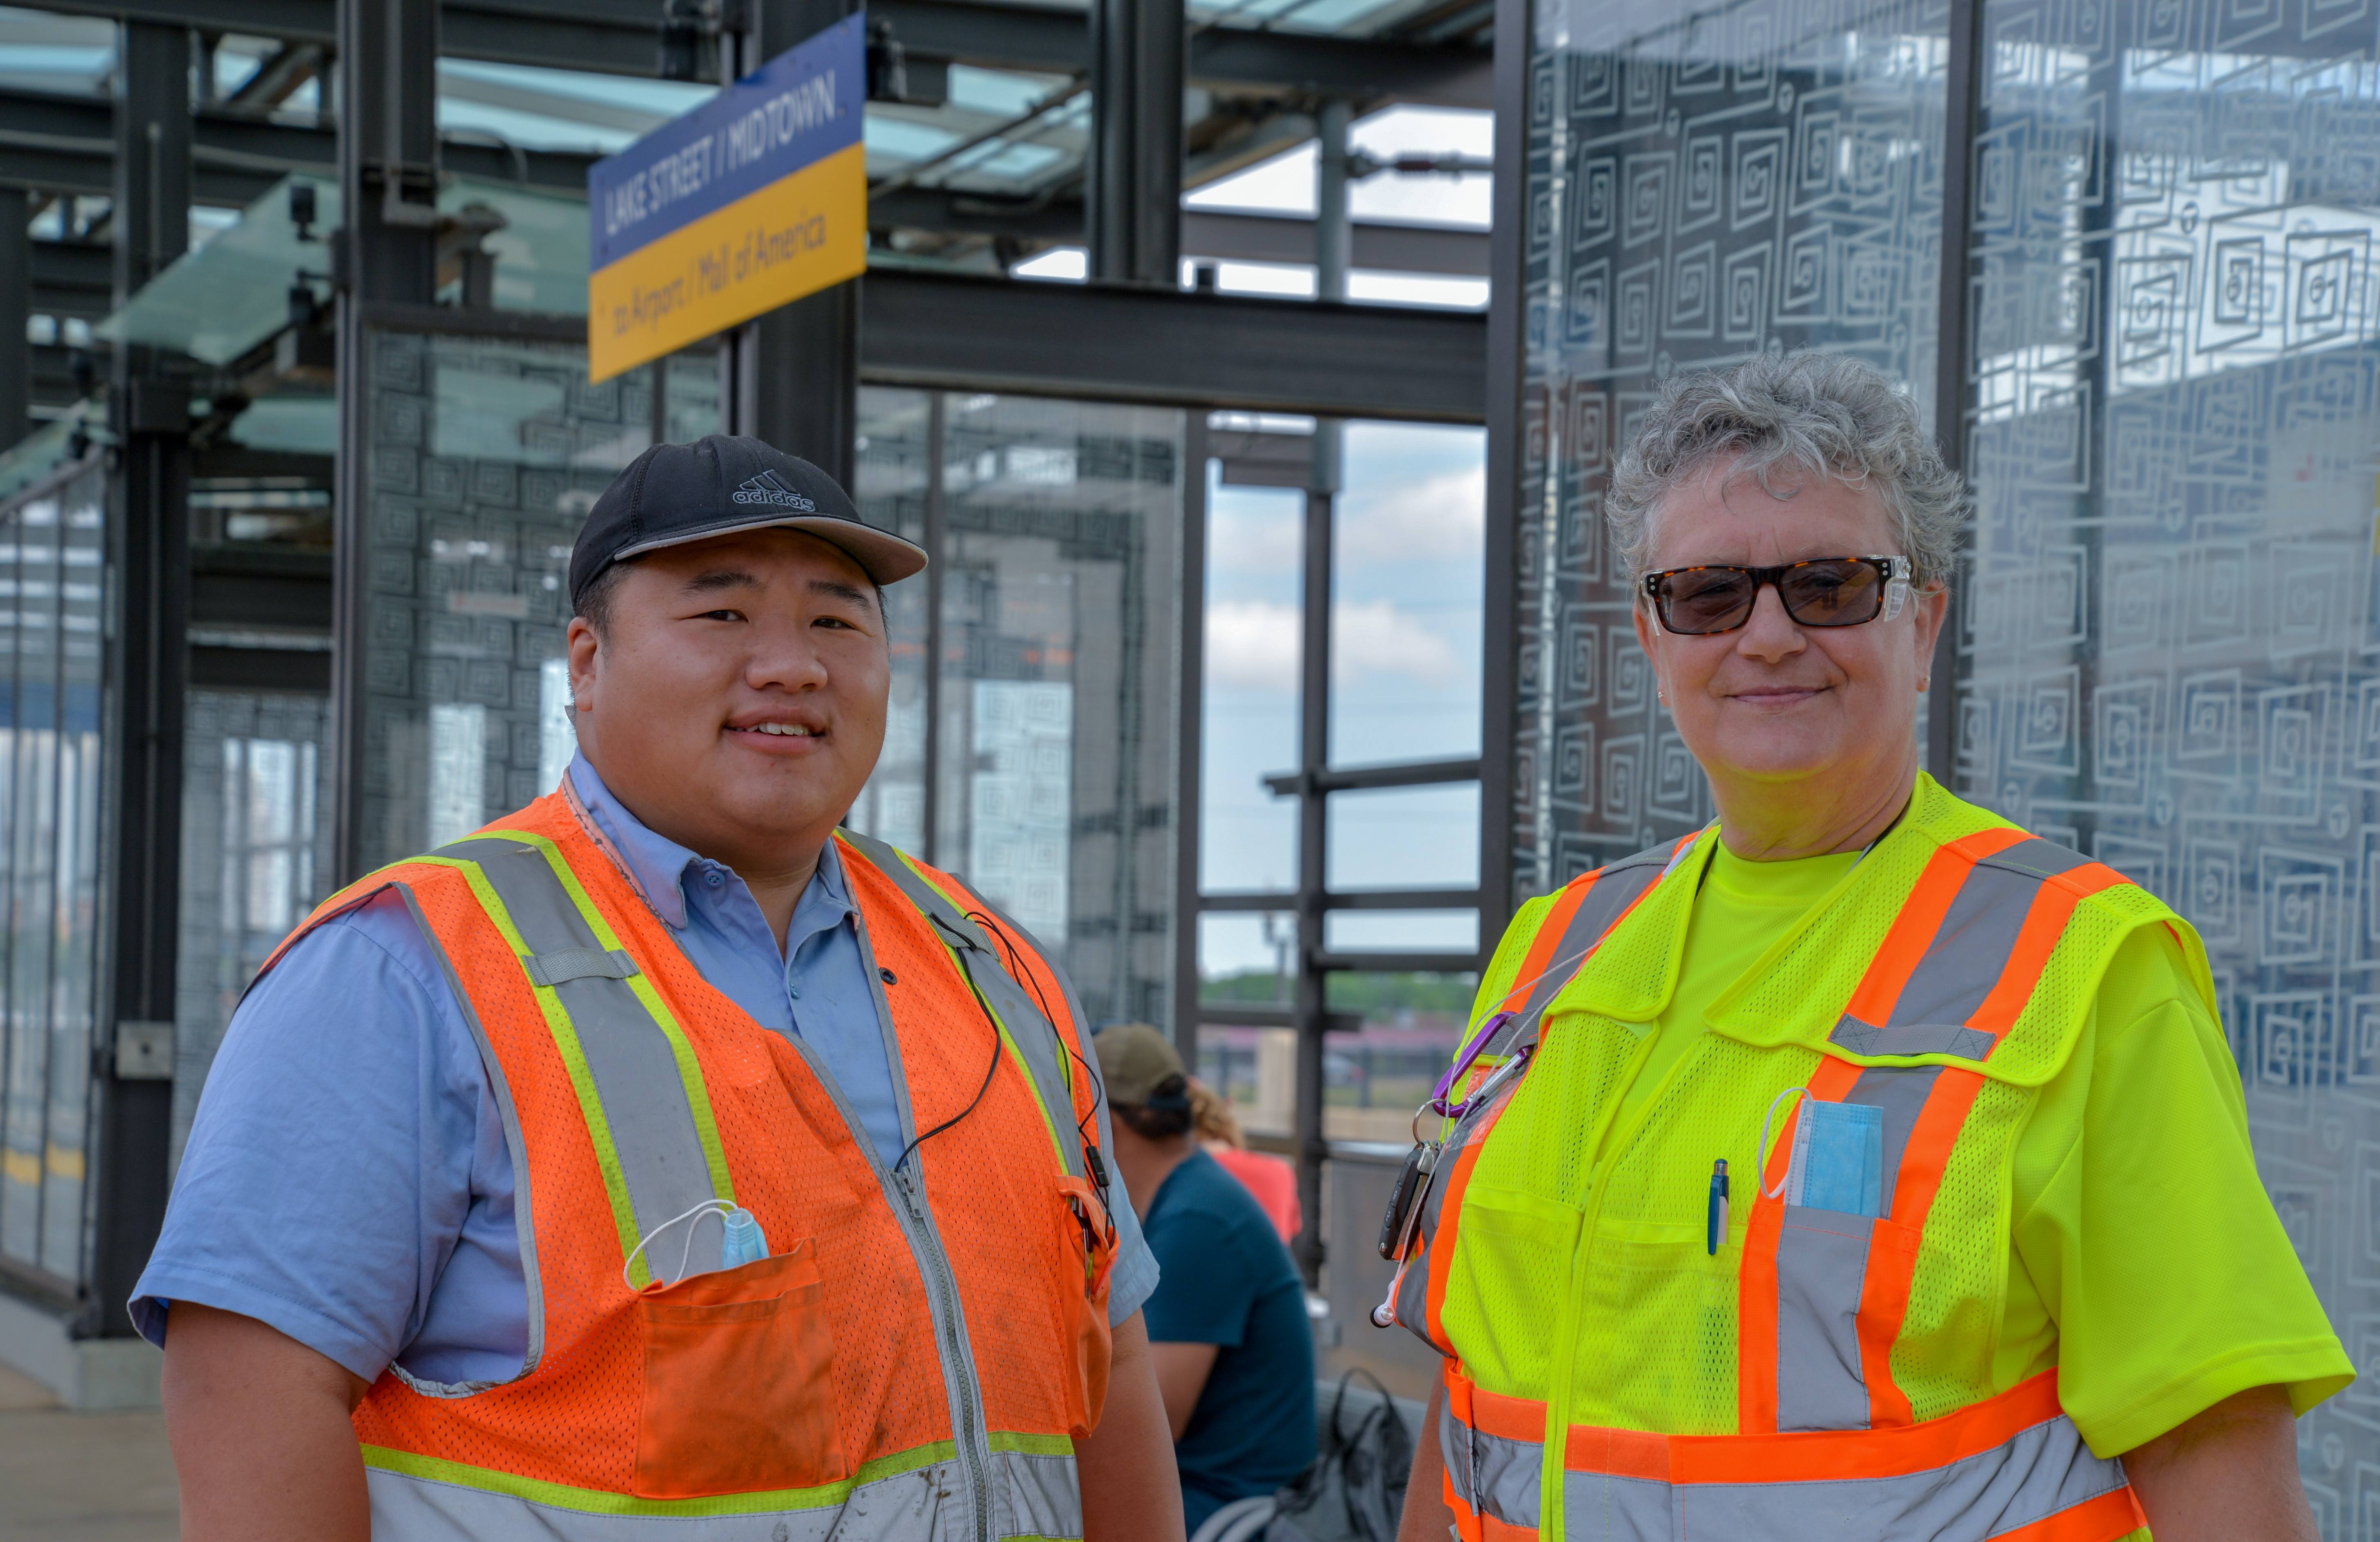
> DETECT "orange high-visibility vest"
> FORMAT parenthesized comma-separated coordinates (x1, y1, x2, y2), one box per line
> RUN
(1387, 778, 2199, 1542)
(262, 790, 1116, 1540)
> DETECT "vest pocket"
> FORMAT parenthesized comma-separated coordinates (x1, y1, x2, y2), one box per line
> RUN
(1444, 1183, 1581, 1398)
(1057, 1174, 1117, 1435)
(634, 1239, 845, 1499)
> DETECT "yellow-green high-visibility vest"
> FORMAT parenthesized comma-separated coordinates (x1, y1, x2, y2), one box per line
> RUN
(1387, 774, 2206, 1542)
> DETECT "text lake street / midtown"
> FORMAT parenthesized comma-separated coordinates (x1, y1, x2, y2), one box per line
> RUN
(586, 13, 865, 381)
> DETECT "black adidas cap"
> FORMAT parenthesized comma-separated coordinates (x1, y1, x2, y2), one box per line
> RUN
(569, 435, 927, 611)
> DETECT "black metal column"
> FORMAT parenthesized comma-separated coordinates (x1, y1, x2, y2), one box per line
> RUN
(1477, 0, 1530, 941)
(1086, 0, 1184, 285)
(922, 391, 947, 865)
(1291, 470, 1333, 1287)
(1925, 0, 1986, 784)
(331, 0, 439, 882)
(86, 20, 192, 1337)
(723, 0, 861, 488)
(0, 188, 27, 451)
(1170, 410, 1208, 1055)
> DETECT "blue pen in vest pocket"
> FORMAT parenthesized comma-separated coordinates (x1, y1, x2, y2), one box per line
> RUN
(1785, 1099, 1886, 1218)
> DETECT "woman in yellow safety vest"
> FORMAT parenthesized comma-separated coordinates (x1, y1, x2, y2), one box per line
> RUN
(1381, 352, 2352, 1542)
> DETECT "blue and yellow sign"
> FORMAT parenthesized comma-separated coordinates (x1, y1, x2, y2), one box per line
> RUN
(586, 14, 865, 382)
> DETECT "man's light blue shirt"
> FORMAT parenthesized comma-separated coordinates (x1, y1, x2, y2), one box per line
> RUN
(132, 754, 1156, 1385)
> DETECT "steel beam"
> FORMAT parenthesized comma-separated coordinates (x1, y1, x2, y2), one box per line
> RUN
(113, 24, 190, 301)
(0, 189, 27, 448)
(1927, 0, 1986, 785)
(331, 0, 440, 883)
(1184, 209, 1488, 277)
(1087, 0, 1183, 284)
(1289, 470, 1333, 1288)
(721, 0, 861, 488)
(1476, 0, 1525, 942)
(28, 0, 1490, 102)
(87, 20, 193, 1339)
(31, 237, 114, 318)
(0, 84, 600, 203)
(862, 271, 1484, 422)
(1171, 409, 1208, 1057)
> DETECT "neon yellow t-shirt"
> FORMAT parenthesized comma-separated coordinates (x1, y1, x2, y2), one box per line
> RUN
(1617, 840, 2352, 1457)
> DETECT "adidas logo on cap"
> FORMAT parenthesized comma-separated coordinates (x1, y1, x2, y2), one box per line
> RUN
(730, 470, 818, 512)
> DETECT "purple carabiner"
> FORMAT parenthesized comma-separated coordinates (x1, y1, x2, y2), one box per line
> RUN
(1429, 1010, 1516, 1116)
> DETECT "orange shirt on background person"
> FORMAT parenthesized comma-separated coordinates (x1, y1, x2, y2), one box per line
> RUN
(1186, 1077, 1300, 1241)
(1204, 1144, 1300, 1242)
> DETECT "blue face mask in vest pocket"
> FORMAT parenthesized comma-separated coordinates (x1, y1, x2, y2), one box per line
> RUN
(1784, 1099, 1885, 1219)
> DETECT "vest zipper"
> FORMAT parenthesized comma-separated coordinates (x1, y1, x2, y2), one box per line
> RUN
(770, 1023, 996, 1542)
(898, 1161, 992, 1542)
(846, 906, 1000, 1542)
(1541, 1023, 1663, 1542)
(562, 805, 1001, 1535)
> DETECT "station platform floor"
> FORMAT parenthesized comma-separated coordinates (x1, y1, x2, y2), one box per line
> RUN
(0, 1363, 177, 1541)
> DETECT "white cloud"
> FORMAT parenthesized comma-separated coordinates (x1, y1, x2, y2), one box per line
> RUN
(1206, 598, 1462, 693)
(1335, 598, 1463, 684)
(1209, 505, 1303, 574)
(1208, 600, 1301, 691)
(1338, 464, 1487, 563)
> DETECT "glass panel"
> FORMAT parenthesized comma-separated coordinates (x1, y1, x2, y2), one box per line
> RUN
(355, 332, 720, 869)
(1510, 0, 1950, 895)
(1199, 910, 1298, 1004)
(1957, 2, 2380, 1503)
(845, 387, 934, 853)
(174, 691, 334, 1174)
(1204, 457, 1305, 894)
(44, 473, 101, 1280)
(1196, 1023, 1295, 1138)
(1321, 1154, 1447, 1399)
(935, 393, 1183, 1025)
(1327, 782, 1479, 891)
(1323, 971, 1476, 1145)
(1323, 909, 1478, 955)
(1330, 421, 1485, 767)
(0, 460, 106, 1286)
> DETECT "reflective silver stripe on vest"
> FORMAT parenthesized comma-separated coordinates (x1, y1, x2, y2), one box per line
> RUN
(1772, 1206, 1876, 1432)
(1769, 1063, 1938, 1433)
(432, 836, 721, 1273)
(1441, 1396, 1544, 1530)
(365, 1445, 1082, 1541)
(836, 830, 1085, 1180)
(1447, 1406, 2128, 1542)
(1829, 836, 2094, 1061)
(386, 883, 549, 1394)
(523, 947, 638, 987)
(1670, 1412, 2130, 1540)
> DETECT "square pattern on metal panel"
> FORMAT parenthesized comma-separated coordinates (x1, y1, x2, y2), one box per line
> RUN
(1512, 0, 1950, 895)
(1962, 0, 2380, 1522)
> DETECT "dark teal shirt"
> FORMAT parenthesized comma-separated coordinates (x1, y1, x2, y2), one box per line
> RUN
(1142, 1148, 1318, 1534)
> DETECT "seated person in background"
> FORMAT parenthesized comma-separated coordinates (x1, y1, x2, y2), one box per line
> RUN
(1097, 1025, 1318, 1538)
(1189, 1077, 1301, 1243)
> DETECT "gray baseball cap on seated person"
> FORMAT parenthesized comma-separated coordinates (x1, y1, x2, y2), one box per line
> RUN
(568, 434, 927, 611)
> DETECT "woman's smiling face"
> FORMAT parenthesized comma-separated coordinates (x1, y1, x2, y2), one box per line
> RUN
(1632, 455, 1947, 800)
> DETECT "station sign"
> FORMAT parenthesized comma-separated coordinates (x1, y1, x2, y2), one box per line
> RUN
(586, 13, 865, 383)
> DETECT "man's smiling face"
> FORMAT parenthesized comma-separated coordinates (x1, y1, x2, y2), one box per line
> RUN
(567, 527, 889, 875)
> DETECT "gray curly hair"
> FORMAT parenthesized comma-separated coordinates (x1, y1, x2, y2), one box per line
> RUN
(1607, 353, 1965, 589)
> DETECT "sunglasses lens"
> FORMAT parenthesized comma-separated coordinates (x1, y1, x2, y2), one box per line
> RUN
(1777, 560, 1884, 626)
(1659, 570, 1758, 634)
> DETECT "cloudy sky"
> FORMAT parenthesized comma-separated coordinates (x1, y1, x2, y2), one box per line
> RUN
(1199, 420, 1486, 977)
